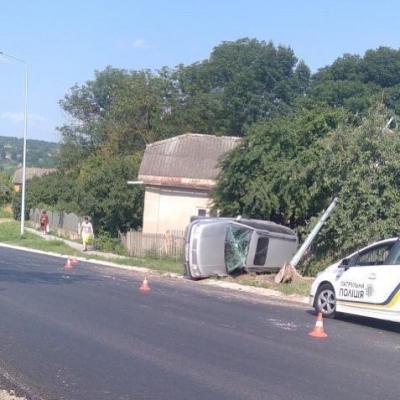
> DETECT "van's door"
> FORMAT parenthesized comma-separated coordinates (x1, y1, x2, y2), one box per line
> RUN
(259, 234, 297, 271)
(249, 233, 270, 269)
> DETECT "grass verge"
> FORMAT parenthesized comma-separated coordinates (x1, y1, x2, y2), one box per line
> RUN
(219, 271, 312, 297)
(0, 204, 13, 219)
(0, 221, 184, 275)
(0, 220, 80, 255)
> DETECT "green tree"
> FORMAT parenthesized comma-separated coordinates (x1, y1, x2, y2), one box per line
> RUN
(57, 67, 129, 169)
(57, 67, 183, 167)
(25, 170, 79, 213)
(307, 47, 400, 114)
(303, 106, 400, 259)
(214, 103, 400, 274)
(212, 105, 344, 224)
(0, 171, 12, 206)
(174, 38, 311, 136)
(75, 154, 144, 235)
(362, 46, 400, 88)
(22, 154, 143, 236)
(98, 69, 179, 156)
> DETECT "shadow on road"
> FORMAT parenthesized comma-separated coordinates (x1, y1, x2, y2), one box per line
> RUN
(306, 309, 400, 334)
(335, 313, 400, 334)
(0, 268, 99, 286)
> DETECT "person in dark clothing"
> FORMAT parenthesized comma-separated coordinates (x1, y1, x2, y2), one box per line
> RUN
(40, 210, 49, 235)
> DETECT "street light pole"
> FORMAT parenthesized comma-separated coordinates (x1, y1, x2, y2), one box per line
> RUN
(0, 52, 28, 235)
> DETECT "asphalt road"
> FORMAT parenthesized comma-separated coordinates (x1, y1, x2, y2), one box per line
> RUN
(0, 246, 399, 400)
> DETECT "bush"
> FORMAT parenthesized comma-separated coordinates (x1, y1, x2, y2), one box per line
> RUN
(94, 232, 129, 255)
(12, 193, 29, 221)
(298, 255, 338, 277)
(0, 204, 13, 218)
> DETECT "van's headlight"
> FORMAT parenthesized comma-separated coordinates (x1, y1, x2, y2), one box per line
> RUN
(192, 225, 201, 239)
(191, 264, 201, 277)
(185, 243, 189, 261)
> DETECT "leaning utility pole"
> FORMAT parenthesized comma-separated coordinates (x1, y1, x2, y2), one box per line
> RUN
(275, 198, 339, 283)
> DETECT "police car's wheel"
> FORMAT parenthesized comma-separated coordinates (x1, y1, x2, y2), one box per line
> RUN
(315, 283, 336, 319)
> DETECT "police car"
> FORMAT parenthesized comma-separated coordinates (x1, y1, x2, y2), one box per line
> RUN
(309, 237, 400, 322)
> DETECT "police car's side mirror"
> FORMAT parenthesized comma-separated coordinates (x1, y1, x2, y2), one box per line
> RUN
(339, 258, 350, 270)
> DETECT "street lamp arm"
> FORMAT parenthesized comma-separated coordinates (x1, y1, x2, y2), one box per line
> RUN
(0, 51, 27, 64)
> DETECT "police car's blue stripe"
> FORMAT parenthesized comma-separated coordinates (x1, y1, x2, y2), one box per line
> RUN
(378, 283, 400, 306)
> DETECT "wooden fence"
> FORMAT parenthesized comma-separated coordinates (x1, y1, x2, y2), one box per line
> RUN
(118, 230, 185, 261)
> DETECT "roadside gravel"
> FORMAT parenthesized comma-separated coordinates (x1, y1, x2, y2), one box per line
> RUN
(0, 390, 26, 400)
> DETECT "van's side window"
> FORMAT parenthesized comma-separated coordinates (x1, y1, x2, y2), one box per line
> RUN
(254, 236, 269, 266)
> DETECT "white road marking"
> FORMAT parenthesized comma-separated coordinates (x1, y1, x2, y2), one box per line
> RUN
(267, 318, 298, 331)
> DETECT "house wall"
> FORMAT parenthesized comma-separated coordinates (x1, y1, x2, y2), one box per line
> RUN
(142, 186, 213, 234)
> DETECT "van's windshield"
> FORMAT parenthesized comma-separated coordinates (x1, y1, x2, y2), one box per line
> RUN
(224, 224, 253, 272)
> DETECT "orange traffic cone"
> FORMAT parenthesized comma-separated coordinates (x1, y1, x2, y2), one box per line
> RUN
(139, 275, 151, 291)
(309, 312, 328, 338)
(71, 254, 78, 264)
(65, 257, 73, 270)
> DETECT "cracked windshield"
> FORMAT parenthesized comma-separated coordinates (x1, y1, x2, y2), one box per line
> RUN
(224, 224, 253, 273)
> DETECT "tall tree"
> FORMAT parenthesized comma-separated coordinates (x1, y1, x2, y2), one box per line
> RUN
(302, 106, 400, 259)
(308, 47, 400, 113)
(57, 67, 179, 166)
(99, 69, 178, 156)
(57, 67, 128, 168)
(174, 38, 311, 136)
(213, 103, 400, 273)
(211, 105, 344, 224)
(75, 154, 143, 234)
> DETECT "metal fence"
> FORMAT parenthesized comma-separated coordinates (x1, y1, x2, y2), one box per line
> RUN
(30, 208, 81, 239)
(118, 230, 185, 261)
(30, 208, 185, 260)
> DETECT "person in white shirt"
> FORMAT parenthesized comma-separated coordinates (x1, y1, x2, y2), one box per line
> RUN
(80, 216, 93, 251)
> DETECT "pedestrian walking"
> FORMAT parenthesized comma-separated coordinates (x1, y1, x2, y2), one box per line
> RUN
(40, 210, 49, 235)
(80, 217, 93, 252)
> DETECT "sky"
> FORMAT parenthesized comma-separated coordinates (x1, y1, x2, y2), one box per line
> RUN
(1, 0, 400, 143)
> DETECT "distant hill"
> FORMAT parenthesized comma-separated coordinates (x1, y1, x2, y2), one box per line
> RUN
(0, 136, 59, 173)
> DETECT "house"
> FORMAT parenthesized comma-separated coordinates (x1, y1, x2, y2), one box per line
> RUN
(138, 133, 240, 234)
(12, 166, 56, 192)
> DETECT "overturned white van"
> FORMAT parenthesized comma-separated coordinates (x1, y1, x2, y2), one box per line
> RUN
(183, 218, 298, 279)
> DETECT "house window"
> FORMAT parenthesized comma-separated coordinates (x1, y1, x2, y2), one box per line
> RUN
(197, 209, 207, 217)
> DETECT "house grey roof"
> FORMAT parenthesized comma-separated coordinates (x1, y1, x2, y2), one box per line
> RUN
(138, 133, 240, 189)
(12, 167, 57, 184)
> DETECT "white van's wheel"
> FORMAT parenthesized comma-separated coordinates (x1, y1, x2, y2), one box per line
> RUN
(315, 283, 336, 319)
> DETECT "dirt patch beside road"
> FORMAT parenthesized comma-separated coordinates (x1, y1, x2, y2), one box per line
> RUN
(220, 271, 313, 297)
(0, 390, 26, 400)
